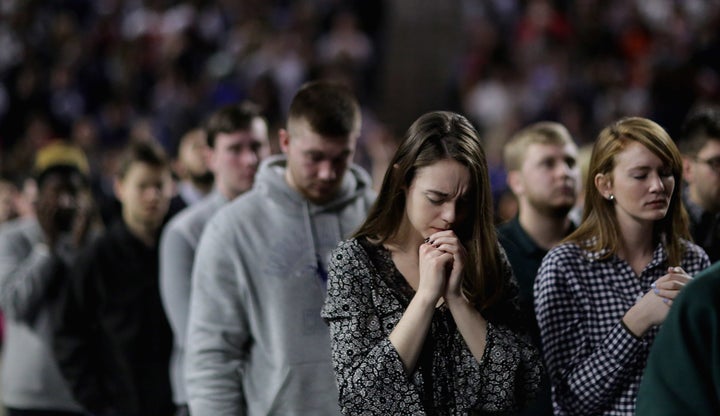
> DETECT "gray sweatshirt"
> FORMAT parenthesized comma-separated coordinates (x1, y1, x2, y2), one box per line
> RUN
(0, 218, 83, 411)
(160, 190, 228, 405)
(186, 155, 375, 415)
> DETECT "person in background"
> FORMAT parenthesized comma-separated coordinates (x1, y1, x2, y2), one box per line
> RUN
(54, 140, 176, 416)
(535, 117, 710, 415)
(322, 111, 542, 414)
(185, 80, 375, 415)
(160, 102, 269, 415)
(676, 105, 720, 262)
(167, 128, 214, 218)
(0, 141, 95, 416)
(497, 121, 580, 416)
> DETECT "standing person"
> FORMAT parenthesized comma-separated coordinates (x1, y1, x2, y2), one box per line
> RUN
(0, 141, 94, 416)
(677, 105, 720, 262)
(160, 102, 269, 415)
(185, 80, 375, 415)
(322, 111, 542, 415)
(534, 117, 710, 415)
(167, 128, 215, 218)
(635, 261, 720, 416)
(53, 141, 176, 416)
(498, 121, 580, 415)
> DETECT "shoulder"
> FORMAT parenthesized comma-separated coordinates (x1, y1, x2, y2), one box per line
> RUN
(543, 241, 587, 265)
(331, 238, 369, 264)
(163, 196, 222, 240)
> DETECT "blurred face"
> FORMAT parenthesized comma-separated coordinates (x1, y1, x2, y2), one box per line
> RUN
(0, 181, 18, 223)
(597, 141, 675, 227)
(210, 118, 269, 199)
(402, 159, 470, 241)
(115, 162, 173, 232)
(510, 142, 579, 217)
(37, 172, 86, 232)
(179, 131, 212, 179)
(684, 138, 720, 212)
(280, 119, 356, 205)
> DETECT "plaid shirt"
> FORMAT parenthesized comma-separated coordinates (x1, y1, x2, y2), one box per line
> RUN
(534, 238, 710, 415)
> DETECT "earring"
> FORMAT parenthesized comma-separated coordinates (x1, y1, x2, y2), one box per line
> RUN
(608, 194, 615, 201)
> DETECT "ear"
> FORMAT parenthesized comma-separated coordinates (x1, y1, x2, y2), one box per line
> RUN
(682, 155, 695, 183)
(594, 173, 612, 199)
(506, 170, 523, 196)
(278, 129, 290, 154)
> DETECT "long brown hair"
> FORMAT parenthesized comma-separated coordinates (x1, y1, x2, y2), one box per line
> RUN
(566, 117, 690, 265)
(354, 111, 505, 310)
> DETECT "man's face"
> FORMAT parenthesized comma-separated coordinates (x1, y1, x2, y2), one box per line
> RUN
(37, 171, 87, 232)
(280, 119, 356, 205)
(178, 130, 212, 181)
(684, 138, 720, 212)
(510, 142, 580, 217)
(115, 162, 173, 231)
(210, 118, 269, 199)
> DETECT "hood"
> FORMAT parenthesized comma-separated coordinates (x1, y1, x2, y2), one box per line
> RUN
(254, 154, 373, 213)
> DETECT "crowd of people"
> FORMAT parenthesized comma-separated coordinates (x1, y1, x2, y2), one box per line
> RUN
(2, 1, 720, 416)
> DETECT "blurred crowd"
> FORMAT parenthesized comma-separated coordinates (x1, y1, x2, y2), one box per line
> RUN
(1, 0, 720, 219)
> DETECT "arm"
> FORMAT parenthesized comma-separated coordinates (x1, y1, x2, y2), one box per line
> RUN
(185, 219, 250, 416)
(159, 224, 194, 350)
(0, 224, 66, 323)
(53, 247, 108, 414)
(534, 252, 647, 414)
(322, 240, 425, 415)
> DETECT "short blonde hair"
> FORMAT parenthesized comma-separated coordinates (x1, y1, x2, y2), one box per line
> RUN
(503, 121, 575, 171)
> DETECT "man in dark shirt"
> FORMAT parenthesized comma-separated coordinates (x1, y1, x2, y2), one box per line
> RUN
(497, 121, 580, 416)
(54, 141, 175, 416)
(677, 106, 720, 262)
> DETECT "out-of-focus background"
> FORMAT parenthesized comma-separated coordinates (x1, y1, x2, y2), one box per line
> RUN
(1, 0, 720, 214)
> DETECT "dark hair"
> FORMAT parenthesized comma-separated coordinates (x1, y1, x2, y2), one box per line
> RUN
(567, 117, 689, 265)
(677, 106, 720, 155)
(116, 140, 170, 179)
(205, 101, 263, 148)
(287, 80, 360, 138)
(354, 111, 505, 311)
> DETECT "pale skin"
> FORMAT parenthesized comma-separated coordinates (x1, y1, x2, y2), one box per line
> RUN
(595, 141, 690, 337)
(385, 159, 489, 374)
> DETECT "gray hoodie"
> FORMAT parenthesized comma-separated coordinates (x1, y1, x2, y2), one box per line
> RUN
(186, 155, 375, 416)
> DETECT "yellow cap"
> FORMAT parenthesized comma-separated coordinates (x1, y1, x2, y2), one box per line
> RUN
(34, 141, 90, 177)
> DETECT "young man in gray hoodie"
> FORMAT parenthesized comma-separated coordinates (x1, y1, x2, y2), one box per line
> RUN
(185, 80, 376, 415)
(160, 102, 269, 415)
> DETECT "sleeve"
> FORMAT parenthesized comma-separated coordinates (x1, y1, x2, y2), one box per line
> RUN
(52, 246, 108, 414)
(185, 218, 251, 416)
(159, 224, 194, 351)
(636, 272, 720, 416)
(534, 250, 648, 415)
(462, 255, 542, 412)
(0, 225, 65, 323)
(321, 240, 425, 415)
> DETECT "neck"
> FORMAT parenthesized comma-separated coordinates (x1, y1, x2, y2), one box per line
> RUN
(616, 218, 655, 266)
(190, 179, 213, 195)
(518, 206, 572, 250)
(386, 217, 424, 254)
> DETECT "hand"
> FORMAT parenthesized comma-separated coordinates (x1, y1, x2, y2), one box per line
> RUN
(417, 236, 454, 305)
(623, 266, 691, 335)
(423, 230, 467, 305)
(650, 266, 691, 307)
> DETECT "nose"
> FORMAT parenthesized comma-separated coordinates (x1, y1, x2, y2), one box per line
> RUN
(57, 193, 76, 209)
(317, 160, 337, 181)
(441, 202, 456, 227)
(649, 173, 666, 193)
(240, 148, 259, 167)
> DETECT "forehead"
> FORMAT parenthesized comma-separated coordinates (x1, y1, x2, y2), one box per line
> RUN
(413, 159, 470, 191)
(524, 142, 577, 160)
(697, 138, 720, 157)
(614, 141, 664, 167)
(122, 162, 170, 182)
(215, 128, 267, 146)
(289, 119, 355, 152)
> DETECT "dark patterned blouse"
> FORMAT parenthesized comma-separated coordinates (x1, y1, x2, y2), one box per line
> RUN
(321, 237, 542, 415)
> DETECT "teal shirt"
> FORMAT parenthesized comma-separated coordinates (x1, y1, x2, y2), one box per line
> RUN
(636, 261, 720, 415)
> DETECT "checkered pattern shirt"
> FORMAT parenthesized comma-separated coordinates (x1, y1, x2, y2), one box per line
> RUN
(534, 238, 710, 415)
